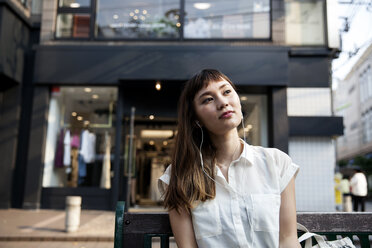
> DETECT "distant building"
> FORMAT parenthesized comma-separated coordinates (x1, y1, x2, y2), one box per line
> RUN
(1, 0, 342, 211)
(333, 43, 372, 162)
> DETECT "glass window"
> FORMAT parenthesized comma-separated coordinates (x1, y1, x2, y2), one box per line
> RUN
(285, 0, 325, 45)
(184, 0, 270, 39)
(42, 87, 117, 188)
(56, 14, 90, 38)
(95, 0, 180, 39)
(59, 0, 91, 8)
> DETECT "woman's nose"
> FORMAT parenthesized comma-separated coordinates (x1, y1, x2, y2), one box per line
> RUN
(217, 97, 228, 109)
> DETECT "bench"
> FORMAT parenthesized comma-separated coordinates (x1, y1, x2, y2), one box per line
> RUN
(114, 201, 372, 248)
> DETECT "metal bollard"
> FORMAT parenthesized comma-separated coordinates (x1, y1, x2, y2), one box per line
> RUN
(65, 196, 82, 232)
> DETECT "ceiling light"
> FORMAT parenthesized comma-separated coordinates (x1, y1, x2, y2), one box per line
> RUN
(84, 120, 90, 125)
(70, 3, 80, 8)
(240, 96, 248, 101)
(84, 88, 92, 92)
(77, 116, 83, 121)
(149, 140, 155, 146)
(92, 94, 99, 99)
(130, 12, 134, 16)
(113, 14, 119, 19)
(155, 81, 161, 91)
(134, 9, 139, 14)
(133, 16, 138, 20)
(141, 130, 173, 138)
(149, 115, 155, 120)
(72, 112, 77, 117)
(176, 23, 181, 27)
(193, 3, 211, 10)
(142, 10, 147, 14)
(163, 141, 168, 146)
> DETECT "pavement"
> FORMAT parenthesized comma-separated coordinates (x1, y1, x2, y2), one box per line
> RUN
(0, 202, 371, 248)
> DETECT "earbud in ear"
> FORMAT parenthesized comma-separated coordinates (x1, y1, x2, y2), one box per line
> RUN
(195, 120, 201, 128)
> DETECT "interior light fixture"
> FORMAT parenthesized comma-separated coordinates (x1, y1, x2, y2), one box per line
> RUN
(134, 9, 139, 14)
(130, 12, 134, 16)
(77, 116, 83, 121)
(149, 140, 155, 146)
(133, 16, 138, 20)
(163, 141, 168, 146)
(70, 3, 80, 8)
(141, 130, 173, 138)
(155, 81, 161, 91)
(113, 14, 119, 19)
(193, 3, 211, 10)
(176, 23, 181, 27)
(84, 120, 90, 125)
(92, 94, 99, 99)
(142, 10, 147, 14)
(72, 112, 77, 117)
(240, 96, 248, 101)
(84, 88, 92, 92)
(149, 115, 155, 120)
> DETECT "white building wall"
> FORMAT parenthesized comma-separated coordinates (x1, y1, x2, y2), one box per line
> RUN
(287, 88, 336, 211)
(289, 137, 335, 211)
(287, 88, 331, 116)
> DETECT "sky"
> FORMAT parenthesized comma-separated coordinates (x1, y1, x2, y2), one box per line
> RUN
(332, 2, 372, 88)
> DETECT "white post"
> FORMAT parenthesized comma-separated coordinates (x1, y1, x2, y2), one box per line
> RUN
(65, 196, 82, 232)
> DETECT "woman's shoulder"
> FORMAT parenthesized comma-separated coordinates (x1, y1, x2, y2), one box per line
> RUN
(248, 144, 291, 162)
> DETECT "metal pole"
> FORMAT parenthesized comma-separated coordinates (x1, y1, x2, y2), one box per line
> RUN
(126, 107, 135, 208)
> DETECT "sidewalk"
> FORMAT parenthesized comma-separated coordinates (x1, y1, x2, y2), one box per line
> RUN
(0, 209, 115, 242)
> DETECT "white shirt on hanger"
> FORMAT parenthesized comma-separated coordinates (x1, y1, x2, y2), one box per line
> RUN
(63, 130, 71, 166)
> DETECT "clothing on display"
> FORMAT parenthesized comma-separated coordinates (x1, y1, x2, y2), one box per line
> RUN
(150, 157, 168, 202)
(63, 130, 71, 166)
(54, 129, 64, 168)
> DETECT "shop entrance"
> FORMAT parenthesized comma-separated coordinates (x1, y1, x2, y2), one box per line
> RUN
(122, 81, 182, 209)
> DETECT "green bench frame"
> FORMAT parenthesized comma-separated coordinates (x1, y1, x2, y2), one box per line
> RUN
(114, 201, 372, 248)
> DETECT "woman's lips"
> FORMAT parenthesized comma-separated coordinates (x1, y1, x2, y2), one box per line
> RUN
(220, 111, 233, 119)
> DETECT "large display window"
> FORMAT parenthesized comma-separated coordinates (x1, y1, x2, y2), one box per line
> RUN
(184, 0, 270, 39)
(55, 0, 272, 40)
(42, 87, 117, 189)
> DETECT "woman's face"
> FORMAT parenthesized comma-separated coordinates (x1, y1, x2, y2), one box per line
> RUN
(193, 79, 242, 136)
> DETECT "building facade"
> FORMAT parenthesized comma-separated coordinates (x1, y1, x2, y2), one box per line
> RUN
(334, 43, 372, 162)
(0, 0, 343, 211)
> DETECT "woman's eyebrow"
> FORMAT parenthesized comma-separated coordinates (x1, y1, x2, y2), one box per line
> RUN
(197, 83, 230, 100)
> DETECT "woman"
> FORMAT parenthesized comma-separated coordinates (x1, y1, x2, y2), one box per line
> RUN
(158, 69, 300, 248)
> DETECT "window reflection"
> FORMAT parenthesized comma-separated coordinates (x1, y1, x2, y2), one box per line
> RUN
(56, 14, 90, 38)
(95, 0, 180, 39)
(59, 0, 90, 8)
(285, 0, 325, 45)
(184, 0, 270, 39)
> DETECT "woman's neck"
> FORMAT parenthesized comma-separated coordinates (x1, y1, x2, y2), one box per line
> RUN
(210, 129, 242, 168)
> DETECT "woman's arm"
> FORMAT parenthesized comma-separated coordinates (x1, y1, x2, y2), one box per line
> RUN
(279, 177, 301, 248)
(169, 208, 198, 248)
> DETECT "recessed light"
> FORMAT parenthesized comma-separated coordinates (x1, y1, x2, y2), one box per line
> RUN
(77, 116, 83, 121)
(92, 94, 99, 99)
(84, 88, 92, 92)
(70, 3, 80, 8)
(149, 115, 155, 120)
(193, 3, 211, 10)
(72, 112, 77, 116)
(149, 140, 155, 146)
(155, 81, 161, 91)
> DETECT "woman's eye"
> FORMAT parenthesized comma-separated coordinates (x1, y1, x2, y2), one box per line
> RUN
(202, 97, 213, 104)
(224, 89, 231, 95)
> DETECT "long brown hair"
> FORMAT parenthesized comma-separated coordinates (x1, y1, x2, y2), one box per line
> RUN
(163, 69, 236, 213)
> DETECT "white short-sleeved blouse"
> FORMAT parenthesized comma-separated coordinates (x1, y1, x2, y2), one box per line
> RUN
(158, 140, 299, 248)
